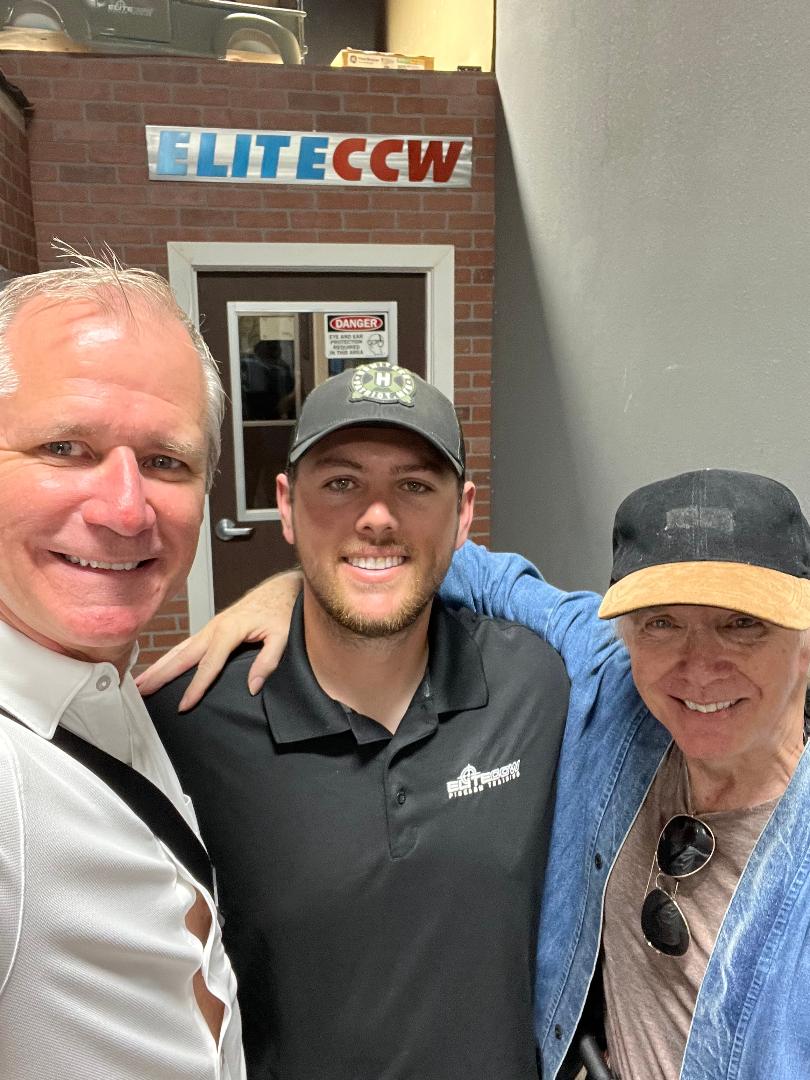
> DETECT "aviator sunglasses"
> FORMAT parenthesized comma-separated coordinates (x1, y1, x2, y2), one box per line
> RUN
(640, 813, 716, 956)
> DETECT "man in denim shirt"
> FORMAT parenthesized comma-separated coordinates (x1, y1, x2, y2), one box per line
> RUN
(143, 467, 810, 1080)
(441, 468, 810, 1080)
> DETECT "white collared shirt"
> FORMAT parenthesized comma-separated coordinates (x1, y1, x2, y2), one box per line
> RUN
(0, 622, 245, 1080)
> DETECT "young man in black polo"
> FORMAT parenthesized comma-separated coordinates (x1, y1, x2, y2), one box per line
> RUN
(148, 362, 569, 1080)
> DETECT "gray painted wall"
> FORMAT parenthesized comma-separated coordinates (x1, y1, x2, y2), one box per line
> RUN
(492, 1, 810, 592)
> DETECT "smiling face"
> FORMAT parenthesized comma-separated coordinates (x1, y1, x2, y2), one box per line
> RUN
(0, 293, 209, 671)
(622, 604, 810, 766)
(277, 426, 474, 639)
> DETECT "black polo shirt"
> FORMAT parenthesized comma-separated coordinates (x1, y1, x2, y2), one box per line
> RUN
(149, 598, 569, 1080)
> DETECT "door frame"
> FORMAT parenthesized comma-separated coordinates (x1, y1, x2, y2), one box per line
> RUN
(167, 241, 456, 630)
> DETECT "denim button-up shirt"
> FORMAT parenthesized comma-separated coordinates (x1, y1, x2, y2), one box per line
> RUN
(442, 542, 810, 1079)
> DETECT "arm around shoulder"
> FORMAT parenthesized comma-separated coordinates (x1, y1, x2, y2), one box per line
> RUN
(440, 541, 624, 683)
(136, 568, 303, 708)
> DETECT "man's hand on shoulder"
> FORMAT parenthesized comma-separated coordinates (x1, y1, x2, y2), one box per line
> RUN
(136, 570, 303, 710)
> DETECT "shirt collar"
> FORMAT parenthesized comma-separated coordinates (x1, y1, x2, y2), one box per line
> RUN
(261, 595, 489, 745)
(0, 620, 136, 739)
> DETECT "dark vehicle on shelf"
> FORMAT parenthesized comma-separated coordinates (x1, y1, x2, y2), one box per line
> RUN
(0, 0, 306, 63)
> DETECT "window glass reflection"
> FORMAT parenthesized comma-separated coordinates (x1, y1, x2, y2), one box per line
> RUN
(241, 339, 296, 421)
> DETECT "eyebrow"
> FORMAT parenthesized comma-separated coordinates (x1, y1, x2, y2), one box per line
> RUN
(22, 423, 205, 460)
(311, 454, 445, 475)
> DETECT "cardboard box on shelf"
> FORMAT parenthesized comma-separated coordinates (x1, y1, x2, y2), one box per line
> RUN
(331, 48, 434, 71)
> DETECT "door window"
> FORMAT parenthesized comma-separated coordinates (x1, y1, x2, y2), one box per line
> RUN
(227, 300, 398, 521)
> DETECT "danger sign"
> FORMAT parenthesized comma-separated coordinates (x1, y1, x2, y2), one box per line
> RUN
(328, 315, 384, 332)
(325, 312, 389, 360)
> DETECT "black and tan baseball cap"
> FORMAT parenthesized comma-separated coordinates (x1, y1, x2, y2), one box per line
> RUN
(287, 361, 465, 476)
(598, 469, 810, 629)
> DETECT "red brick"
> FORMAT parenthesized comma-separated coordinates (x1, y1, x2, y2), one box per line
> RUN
(58, 163, 117, 184)
(313, 71, 368, 92)
(84, 101, 142, 123)
(256, 111, 313, 130)
(262, 189, 315, 209)
(314, 113, 369, 133)
(214, 109, 259, 129)
(179, 207, 235, 228)
(457, 284, 493, 301)
(367, 75, 424, 95)
(421, 191, 473, 211)
(95, 184, 149, 205)
(80, 58, 140, 82)
(234, 210, 290, 229)
(204, 186, 266, 208)
(146, 183, 209, 206)
(124, 82, 173, 104)
(423, 116, 474, 136)
(30, 99, 82, 122)
(369, 190, 420, 210)
(318, 190, 371, 210)
(369, 229, 424, 245)
(397, 211, 446, 230)
(227, 89, 287, 112)
(287, 91, 341, 112)
(172, 84, 229, 106)
(140, 62, 200, 84)
(143, 104, 202, 126)
(343, 210, 398, 230)
(31, 182, 89, 203)
(315, 231, 371, 244)
(93, 143, 143, 165)
(148, 632, 188, 648)
(35, 141, 87, 163)
(368, 114, 423, 135)
(289, 209, 342, 230)
(344, 93, 394, 114)
(264, 68, 313, 90)
(396, 96, 449, 116)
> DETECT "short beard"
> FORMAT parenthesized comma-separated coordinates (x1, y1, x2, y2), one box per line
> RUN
(301, 550, 450, 640)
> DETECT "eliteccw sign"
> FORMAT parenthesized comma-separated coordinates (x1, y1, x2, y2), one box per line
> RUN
(145, 126, 472, 188)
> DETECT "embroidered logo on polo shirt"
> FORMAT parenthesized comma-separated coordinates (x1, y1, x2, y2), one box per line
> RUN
(446, 759, 521, 799)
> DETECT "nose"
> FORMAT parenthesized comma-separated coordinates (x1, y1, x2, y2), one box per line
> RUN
(677, 627, 734, 676)
(355, 496, 398, 539)
(81, 448, 157, 536)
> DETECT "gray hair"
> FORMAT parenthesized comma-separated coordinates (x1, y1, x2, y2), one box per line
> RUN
(0, 243, 224, 490)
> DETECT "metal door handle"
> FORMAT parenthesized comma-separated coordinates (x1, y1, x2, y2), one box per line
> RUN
(215, 517, 255, 541)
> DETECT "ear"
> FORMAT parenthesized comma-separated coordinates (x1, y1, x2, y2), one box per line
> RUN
(276, 472, 295, 546)
(454, 481, 476, 550)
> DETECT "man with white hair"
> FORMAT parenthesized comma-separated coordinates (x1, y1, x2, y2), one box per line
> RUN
(0, 254, 244, 1079)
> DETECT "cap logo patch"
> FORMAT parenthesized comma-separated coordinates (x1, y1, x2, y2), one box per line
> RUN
(349, 362, 415, 406)
(666, 506, 734, 533)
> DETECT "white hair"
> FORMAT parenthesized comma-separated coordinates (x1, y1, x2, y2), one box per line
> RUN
(0, 242, 224, 490)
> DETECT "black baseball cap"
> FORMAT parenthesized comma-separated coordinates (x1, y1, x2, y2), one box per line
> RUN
(287, 362, 465, 476)
(598, 469, 810, 629)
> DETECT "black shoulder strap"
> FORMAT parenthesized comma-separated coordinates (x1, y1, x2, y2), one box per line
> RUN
(47, 723, 214, 895)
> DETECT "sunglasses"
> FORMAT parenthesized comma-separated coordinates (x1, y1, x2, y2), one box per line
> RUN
(640, 813, 716, 956)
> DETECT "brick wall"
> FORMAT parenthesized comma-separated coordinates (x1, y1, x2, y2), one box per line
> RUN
(0, 77, 36, 274)
(0, 52, 495, 662)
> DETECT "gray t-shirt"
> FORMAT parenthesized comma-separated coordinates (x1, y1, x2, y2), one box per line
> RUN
(602, 746, 776, 1080)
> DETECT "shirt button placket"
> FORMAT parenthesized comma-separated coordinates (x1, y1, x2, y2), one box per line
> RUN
(387, 770, 416, 859)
